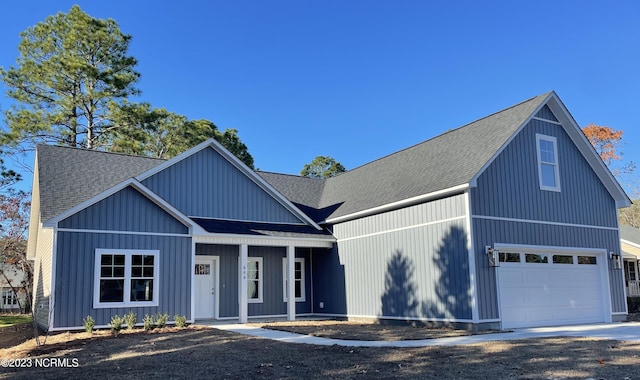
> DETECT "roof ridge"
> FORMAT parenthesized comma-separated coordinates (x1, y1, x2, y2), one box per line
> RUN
(37, 144, 167, 162)
(325, 92, 549, 179)
(257, 170, 326, 181)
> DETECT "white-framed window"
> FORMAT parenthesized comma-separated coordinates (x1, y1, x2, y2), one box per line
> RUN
(1, 289, 17, 307)
(282, 258, 305, 302)
(536, 134, 561, 191)
(94, 249, 159, 308)
(247, 257, 263, 303)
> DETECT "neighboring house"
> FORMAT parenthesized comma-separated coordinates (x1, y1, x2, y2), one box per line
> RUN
(28, 91, 630, 331)
(620, 224, 640, 296)
(0, 263, 25, 312)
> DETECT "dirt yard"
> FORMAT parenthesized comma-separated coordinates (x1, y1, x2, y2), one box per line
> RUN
(1, 320, 639, 379)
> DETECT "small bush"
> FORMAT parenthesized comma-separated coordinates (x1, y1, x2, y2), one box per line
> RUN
(174, 315, 188, 328)
(155, 312, 170, 328)
(143, 314, 155, 331)
(110, 315, 124, 336)
(82, 315, 95, 334)
(124, 311, 137, 330)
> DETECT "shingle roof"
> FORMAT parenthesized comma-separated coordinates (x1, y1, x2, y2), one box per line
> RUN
(620, 224, 640, 245)
(191, 218, 334, 240)
(36, 92, 553, 225)
(262, 92, 551, 221)
(37, 145, 165, 222)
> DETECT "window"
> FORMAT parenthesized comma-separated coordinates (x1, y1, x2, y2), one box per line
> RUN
(247, 257, 263, 303)
(553, 255, 574, 264)
(525, 253, 549, 263)
(94, 249, 159, 308)
(283, 258, 305, 302)
(1, 289, 16, 307)
(499, 252, 521, 262)
(536, 134, 561, 191)
(578, 256, 597, 265)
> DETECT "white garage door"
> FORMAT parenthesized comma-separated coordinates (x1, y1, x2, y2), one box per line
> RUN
(497, 249, 607, 329)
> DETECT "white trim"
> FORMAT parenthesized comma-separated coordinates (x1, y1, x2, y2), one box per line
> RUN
(336, 215, 467, 243)
(469, 92, 630, 208)
(93, 249, 160, 309)
(325, 184, 469, 224)
(57, 228, 190, 238)
(246, 257, 263, 303)
(536, 133, 561, 192)
(134, 139, 323, 230)
(621, 239, 640, 250)
(464, 192, 480, 322)
(324, 312, 475, 324)
(472, 214, 619, 231)
(190, 240, 196, 324)
(193, 234, 334, 248)
(49, 226, 58, 331)
(531, 116, 562, 125)
(238, 245, 248, 324)
(43, 178, 204, 235)
(283, 257, 306, 303)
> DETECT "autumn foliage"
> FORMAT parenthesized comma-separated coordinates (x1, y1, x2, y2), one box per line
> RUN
(582, 124, 624, 165)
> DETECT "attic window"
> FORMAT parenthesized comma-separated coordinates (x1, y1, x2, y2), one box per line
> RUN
(536, 134, 560, 192)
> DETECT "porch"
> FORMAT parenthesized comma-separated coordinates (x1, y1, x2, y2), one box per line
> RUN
(624, 258, 640, 297)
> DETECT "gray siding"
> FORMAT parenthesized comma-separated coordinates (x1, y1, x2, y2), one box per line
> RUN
(325, 194, 472, 321)
(472, 218, 625, 319)
(53, 232, 192, 329)
(59, 186, 188, 234)
(142, 147, 302, 223)
(471, 118, 618, 228)
(196, 244, 313, 318)
(535, 105, 558, 122)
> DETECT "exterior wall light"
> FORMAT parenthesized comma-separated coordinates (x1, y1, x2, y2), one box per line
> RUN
(486, 246, 499, 267)
(610, 251, 622, 270)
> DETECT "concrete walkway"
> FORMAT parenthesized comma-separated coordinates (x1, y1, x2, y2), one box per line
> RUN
(203, 322, 640, 347)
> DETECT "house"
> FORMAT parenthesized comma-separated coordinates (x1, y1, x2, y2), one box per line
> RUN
(0, 263, 26, 312)
(620, 224, 640, 296)
(28, 91, 630, 331)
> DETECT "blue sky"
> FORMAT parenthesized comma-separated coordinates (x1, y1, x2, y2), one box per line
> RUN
(1, 1, 640, 194)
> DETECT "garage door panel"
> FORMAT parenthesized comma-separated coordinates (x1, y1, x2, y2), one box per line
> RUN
(498, 252, 606, 329)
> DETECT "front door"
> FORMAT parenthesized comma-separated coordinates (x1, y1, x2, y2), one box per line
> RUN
(195, 256, 217, 319)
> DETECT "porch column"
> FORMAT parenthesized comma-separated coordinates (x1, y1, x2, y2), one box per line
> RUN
(287, 245, 296, 321)
(239, 244, 248, 323)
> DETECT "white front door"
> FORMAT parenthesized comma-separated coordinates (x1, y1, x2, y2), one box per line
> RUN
(195, 257, 217, 319)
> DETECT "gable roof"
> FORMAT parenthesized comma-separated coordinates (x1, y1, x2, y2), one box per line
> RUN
(36, 145, 165, 223)
(261, 91, 630, 223)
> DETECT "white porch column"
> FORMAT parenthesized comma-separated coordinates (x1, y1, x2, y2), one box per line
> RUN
(286, 245, 296, 321)
(239, 244, 248, 323)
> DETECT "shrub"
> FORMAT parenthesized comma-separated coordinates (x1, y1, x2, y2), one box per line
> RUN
(82, 315, 95, 334)
(124, 311, 137, 330)
(174, 315, 188, 328)
(155, 312, 169, 328)
(110, 315, 124, 336)
(143, 314, 155, 331)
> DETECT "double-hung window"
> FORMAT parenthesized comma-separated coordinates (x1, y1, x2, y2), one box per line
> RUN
(282, 258, 305, 302)
(94, 249, 159, 308)
(536, 134, 561, 191)
(247, 257, 263, 303)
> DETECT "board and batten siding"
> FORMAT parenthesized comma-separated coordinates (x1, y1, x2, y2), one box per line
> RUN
(59, 186, 188, 234)
(471, 118, 617, 228)
(141, 147, 302, 224)
(328, 194, 473, 321)
(470, 116, 625, 319)
(53, 232, 192, 329)
(196, 244, 313, 318)
(472, 218, 625, 319)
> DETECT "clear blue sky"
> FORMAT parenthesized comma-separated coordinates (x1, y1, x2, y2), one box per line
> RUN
(2, 1, 640, 194)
